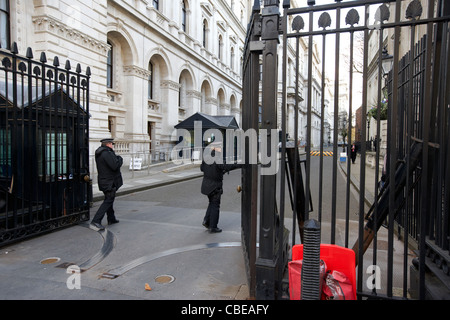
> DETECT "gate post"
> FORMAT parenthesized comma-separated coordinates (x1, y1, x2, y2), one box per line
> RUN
(255, 0, 282, 300)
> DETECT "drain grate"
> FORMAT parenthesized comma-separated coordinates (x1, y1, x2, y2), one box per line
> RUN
(100, 273, 119, 279)
(155, 275, 175, 284)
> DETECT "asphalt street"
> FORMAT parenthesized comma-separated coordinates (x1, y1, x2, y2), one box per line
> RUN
(0, 151, 388, 301)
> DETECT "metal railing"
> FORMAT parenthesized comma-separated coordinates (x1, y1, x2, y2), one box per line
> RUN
(0, 44, 91, 246)
(241, 0, 450, 300)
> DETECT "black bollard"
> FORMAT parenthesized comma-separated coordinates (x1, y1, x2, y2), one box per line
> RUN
(301, 219, 321, 300)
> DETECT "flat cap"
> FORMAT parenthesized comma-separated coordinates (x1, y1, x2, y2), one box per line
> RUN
(100, 138, 114, 143)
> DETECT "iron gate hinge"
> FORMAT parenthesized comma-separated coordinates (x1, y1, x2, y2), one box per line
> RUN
(249, 41, 265, 53)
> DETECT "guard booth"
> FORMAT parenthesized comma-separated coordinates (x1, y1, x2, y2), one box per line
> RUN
(0, 44, 91, 246)
(174, 112, 240, 162)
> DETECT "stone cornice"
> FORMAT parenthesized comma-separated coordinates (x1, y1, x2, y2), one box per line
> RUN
(161, 80, 181, 90)
(187, 90, 202, 99)
(206, 97, 218, 105)
(32, 15, 110, 56)
(200, 2, 214, 17)
(123, 65, 151, 79)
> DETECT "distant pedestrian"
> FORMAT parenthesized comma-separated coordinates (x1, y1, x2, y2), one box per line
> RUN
(379, 153, 387, 191)
(351, 142, 357, 164)
(90, 138, 123, 231)
(374, 135, 379, 152)
(201, 144, 240, 233)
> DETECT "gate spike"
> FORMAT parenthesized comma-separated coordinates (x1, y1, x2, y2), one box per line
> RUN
(65, 60, 71, 70)
(76, 63, 82, 73)
(283, 0, 290, 9)
(252, 0, 260, 12)
(53, 56, 60, 67)
(86, 66, 91, 77)
(26, 47, 34, 59)
(307, 0, 315, 6)
(11, 42, 19, 54)
(40, 52, 47, 63)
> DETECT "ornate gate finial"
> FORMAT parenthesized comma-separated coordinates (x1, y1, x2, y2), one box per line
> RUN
(345, 8, 360, 26)
(318, 12, 332, 29)
(406, 0, 422, 20)
(375, 4, 390, 23)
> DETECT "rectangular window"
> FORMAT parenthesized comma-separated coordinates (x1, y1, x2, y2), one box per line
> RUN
(153, 0, 159, 10)
(107, 43, 113, 89)
(203, 22, 206, 47)
(181, 1, 186, 32)
(148, 62, 153, 99)
(0, 0, 10, 49)
(0, 128, 11, 177)
(38, 131, 68, 177)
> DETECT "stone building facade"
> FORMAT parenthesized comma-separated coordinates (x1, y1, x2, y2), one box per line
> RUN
(4, 0, 333, 163)
(6, 0, 247, 164)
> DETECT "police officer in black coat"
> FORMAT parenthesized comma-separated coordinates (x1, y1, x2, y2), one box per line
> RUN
(90, 138, 123, 231)
(201, 144, 240, 233)
(351, 142, 357, 164)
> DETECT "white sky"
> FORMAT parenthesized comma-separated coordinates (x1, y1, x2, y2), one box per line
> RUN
(293, 0, 369, 115)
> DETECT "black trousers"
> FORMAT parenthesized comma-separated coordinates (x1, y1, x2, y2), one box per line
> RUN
(203, 188, 222, 228)
(92, 188, 117, 224)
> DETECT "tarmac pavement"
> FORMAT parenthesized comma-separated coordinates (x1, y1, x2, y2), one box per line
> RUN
(0, 160, 252, 301)
(0, 154, 411, 302)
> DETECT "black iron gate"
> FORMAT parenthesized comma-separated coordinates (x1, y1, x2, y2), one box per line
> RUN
(242, 0, 450, 300)
(0, 43, 91, 246)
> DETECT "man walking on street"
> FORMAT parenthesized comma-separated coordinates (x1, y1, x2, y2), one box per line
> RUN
(90, 138, 123, 231)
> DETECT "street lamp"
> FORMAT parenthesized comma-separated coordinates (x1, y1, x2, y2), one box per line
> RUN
(380, 47, 393, 156)
(381, 47, 394, 77)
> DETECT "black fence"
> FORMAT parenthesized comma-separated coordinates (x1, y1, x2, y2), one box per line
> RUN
(0, 43, 91, 246)
(242, 0, 450, 300)
(390, 29, 450, 298)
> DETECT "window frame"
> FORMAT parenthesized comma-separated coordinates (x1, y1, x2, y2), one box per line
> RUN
(202, 19, 208, 49)
(107, 41, 113, 89)
(181, 0, 187, 33)
(0, 0, 10, 49)
(148, 61, 154, 100)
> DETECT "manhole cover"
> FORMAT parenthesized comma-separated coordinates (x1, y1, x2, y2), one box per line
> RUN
(40, 257, 61, 265)
(155, 275, 175, 284)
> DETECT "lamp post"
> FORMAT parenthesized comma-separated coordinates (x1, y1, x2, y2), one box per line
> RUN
(367, 113, 371, 150)
(380, 47, 393, 154)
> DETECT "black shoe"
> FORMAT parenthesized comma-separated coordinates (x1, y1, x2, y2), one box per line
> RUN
(89, 222, 105, 231)
(202, 220, 209, 229)
(209, 227, 222, 233)
(108, 219, 120, 225)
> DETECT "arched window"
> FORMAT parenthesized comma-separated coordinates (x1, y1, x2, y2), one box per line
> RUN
(107, 41, 113, 88)
(148, 62, 154, 99)
(181, 0, 187, 33)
